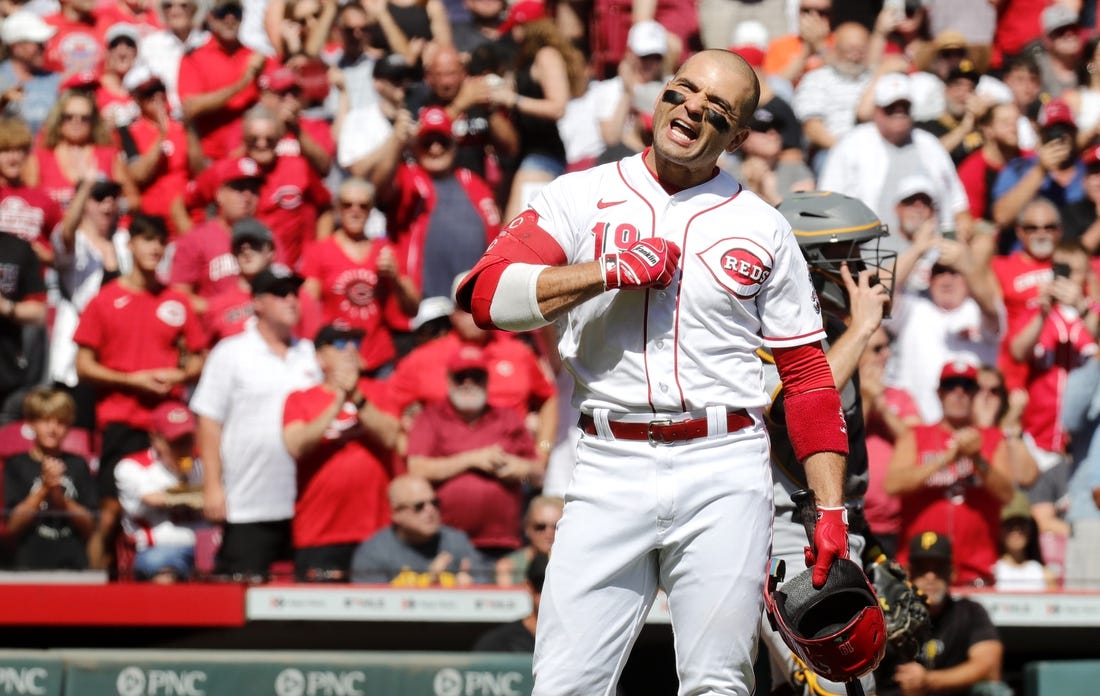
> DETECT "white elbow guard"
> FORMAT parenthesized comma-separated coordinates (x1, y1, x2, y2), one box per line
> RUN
(489, 263, 550, 331)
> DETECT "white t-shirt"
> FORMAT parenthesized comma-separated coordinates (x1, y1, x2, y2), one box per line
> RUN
(337, 103, 392, 170)
(190, 323, 322, 523)
(116, 448, 204, 550)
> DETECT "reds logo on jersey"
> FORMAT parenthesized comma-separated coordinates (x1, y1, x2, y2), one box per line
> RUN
(271, 185, 304, 210)
(697, 237, 773, 299)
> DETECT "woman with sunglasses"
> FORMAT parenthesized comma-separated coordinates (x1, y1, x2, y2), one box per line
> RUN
(24, 90, 138, 211)
(300, 178, 420, 378)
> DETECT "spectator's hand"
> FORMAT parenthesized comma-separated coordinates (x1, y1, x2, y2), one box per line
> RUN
(41, 456, 66, 490)
(455, 557, 474, 587)
(377, 245, 398, 280)
(840, 263, 889, 336)
(873, 7, 903, 37)
(150, 95, 171, 134)
(331, 353, 360, 394)
(327, 65, 345, 92)
(909, 218, 938, 252)
(1, 83, 25, 106)
(453, 75, 492, 112)
(127, 370, 176, 396)
(934, 238, 970, 273)
(1050, 275, 1085, 309)
(427, 551, 453, 583)
(493, 454, 531, 483)
(393, 108, 416, 146)
(276, 98, 299, 128)
(953, 426, 983, 458)
(964, 93, 992, 122)
(617, 53, 640, 95)
(893, 661, 929, 696)
(1037, 137, 1072, 172)
(1037, 281, 1056, 314)
(244, 52, 267, 81)
(466, 444, 505, 473)
(204, 484, 227, 523)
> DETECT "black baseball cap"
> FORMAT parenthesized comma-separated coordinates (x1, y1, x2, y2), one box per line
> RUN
(314, 322, 365, 348)
(90, 179, 122, 200)
(250, 265, 303, 297)
(231, 217, 274, 252)
(373, 53, 412, 84)
(909, 531, 953, 563)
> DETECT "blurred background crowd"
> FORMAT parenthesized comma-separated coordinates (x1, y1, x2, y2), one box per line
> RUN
(0, 0, 1098, 612)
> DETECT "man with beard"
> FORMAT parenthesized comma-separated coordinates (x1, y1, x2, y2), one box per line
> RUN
(991, 99, 1087, 230)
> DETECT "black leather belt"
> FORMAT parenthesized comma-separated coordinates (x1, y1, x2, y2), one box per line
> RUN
(578, 410, 753, 445)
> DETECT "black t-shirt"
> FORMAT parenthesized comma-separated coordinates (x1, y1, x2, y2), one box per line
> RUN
(875, 596, 1000, 695)
(3, 451, 98, 570)
(0, 234, 46, 394)
(1062, 197, 1097, 243)
(472, 619, 535, 653)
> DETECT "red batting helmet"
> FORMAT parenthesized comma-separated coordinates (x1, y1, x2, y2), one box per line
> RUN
(763, 558, 887, 683)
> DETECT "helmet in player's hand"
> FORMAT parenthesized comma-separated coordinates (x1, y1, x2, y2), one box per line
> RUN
(764, 557, 887, 683)
(778, 191, 897, 313)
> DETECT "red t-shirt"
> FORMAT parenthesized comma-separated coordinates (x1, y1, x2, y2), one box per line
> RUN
(123, 117, 189, 232)
(388, 332, 556, 418)
(72, 279, 205, 429)
(177, 41, 272, 160)
(993, 0, 1044, 64)
(0, 186, 63, 254)
(34, 145, 119, 208)
(202, 284, 253, 348)
(864, 386, 922, 538)
(299, 236, 399, 371)
(991, 251, 1053, 391)
(168, 219, 239, 301)
(283, 379, 398, 548)
(956, 149, 1004, 222)
(896, 422, 1005, 586)
(407, 400, 534, 550)
(43, 13, 103, 75)
(1021, 307, 1098, 452)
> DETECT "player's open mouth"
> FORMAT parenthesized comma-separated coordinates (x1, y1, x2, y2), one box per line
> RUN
(669, 118, 698, 144)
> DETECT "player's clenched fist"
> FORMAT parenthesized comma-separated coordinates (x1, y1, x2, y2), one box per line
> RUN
(601, 238, 682, 291)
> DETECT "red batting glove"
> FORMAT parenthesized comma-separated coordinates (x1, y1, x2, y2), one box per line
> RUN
(601, 238, 682, 291)
(804, 506, 850, 588)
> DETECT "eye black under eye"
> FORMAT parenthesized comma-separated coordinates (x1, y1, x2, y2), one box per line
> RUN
(661, 89, 686, 105)
(705, 109, 731, 133)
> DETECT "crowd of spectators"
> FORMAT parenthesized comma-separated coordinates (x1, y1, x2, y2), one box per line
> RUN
(0, 0, 1099, 593)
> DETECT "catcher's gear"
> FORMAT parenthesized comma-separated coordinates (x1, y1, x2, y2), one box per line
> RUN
(764, 557, 887, 684)
(601, 238, 681, 290)
(864, 553, 932, 663)
(778, 191, 897, 315)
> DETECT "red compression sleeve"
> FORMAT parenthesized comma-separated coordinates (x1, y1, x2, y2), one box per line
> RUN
(457, 209, 567, 329)
(772, 343, 849, 460)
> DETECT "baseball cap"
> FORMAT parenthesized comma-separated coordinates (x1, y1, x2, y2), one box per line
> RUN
(150, 401, 197, 442)
(894, 174, 935, 203)
(730, 20, 768, 49)
(250, 265, 304, 297)
(932, 30, 967, 53)
(447, 344, 489, 373)
(1084, 144, 1100, 167)
(627, 20, 668, 58)
(60, 71, 100, 92)
(946, 59, 981, 85)
(411, 295, 455, 330)
(939, 360, 979, 386)
(105, 22, 140, 47)
(874, 73, 912, 108)
(749, 105, 781, 132)
(418, 106, 454, 140)
(1042, 4, 1078, 34)
(909, 531, 952, 564)
(230, 217, 274, 251)
(259, 66, 301, 93)
(498, 0, 547, 34)
(1, 10, 57, 45)
(314, 321, 366, 348)
(90, 179, 122, 200)
(211, 157, 264, 190)
(372, 52, 413, 84)
(123, 64, 165, 94)
(1039, 98, 1076, 129)
(730, 45, 765, 69)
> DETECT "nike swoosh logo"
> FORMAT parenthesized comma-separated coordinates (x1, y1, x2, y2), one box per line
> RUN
(596, 199, 626, 209)
(113, 297, 130, 309)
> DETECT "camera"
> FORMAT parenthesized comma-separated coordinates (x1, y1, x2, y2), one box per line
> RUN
(1053, 262, 1071, 279)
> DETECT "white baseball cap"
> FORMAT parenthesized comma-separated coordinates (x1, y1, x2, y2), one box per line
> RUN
(105, 22, 141, 47)
(730, 20, 768, 49)
(123, 64, 163, 93)
(411, 296, 456, 330)
(1, 10, 57, 45)
(874, 73, 912, 108)
(895, 174, 936, 203)
(627, 20, 668, 57)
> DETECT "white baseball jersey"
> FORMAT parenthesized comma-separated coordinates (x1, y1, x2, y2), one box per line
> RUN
(527, 152, 827, 415)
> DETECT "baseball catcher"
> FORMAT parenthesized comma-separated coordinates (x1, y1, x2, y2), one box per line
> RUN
(761, 192, 930, 695)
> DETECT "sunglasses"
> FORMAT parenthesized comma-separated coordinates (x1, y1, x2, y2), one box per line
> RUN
(940, 377, 979, 394)
(882, 102, 912, 116)
(1019, 223, 1059, 233)
(328, 337, 361, 350)
(339, 200, 372, 210)
(226, 179, 261, 192)
(899, 194, 932, 207)
(211, 4, 243, 20)
(245, 135, 277, 147)
(396, 498, 440, 513)
(451, 369, 488, 384)
(419, 134, 455, 149)
(264, 285, 299, 298)
(62, 113, 93, 123)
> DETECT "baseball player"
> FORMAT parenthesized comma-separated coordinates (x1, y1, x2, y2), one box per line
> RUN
(457, 50, 852, 696)
(761, 192, 932, 695)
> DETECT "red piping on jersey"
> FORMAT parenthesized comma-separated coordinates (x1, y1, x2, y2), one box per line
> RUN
(617, 158, 660, 411)
(671, 184, 744, 410)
